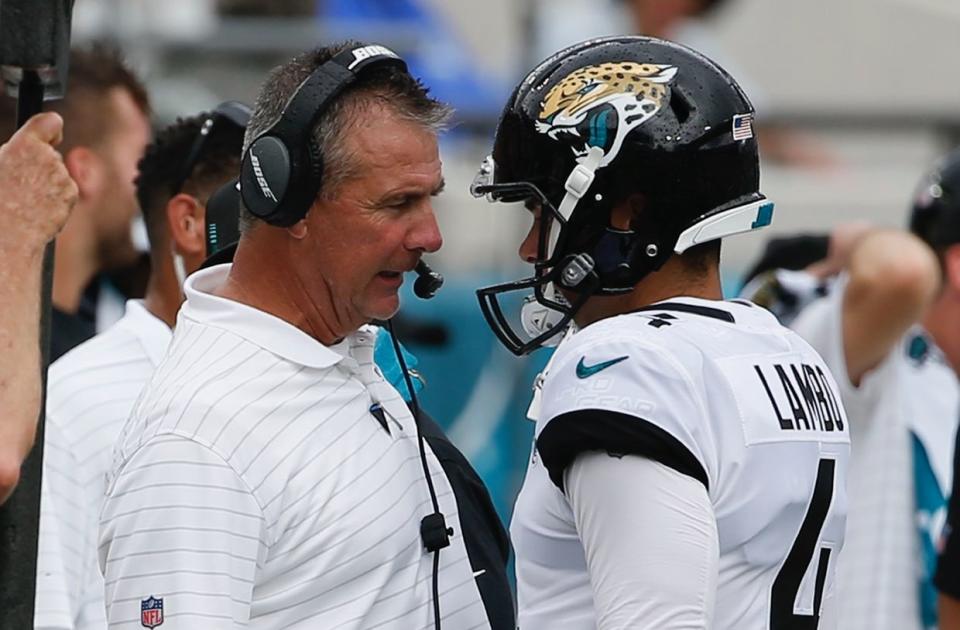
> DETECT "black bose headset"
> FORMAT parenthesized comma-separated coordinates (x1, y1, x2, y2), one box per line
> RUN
(238, 44, 405, 227)
(237, 43, 451, 629)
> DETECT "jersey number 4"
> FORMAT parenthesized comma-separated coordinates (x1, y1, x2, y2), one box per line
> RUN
(770, 458, 836, 630)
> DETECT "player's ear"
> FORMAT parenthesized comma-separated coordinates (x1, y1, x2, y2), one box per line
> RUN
(166, 193, 205, 257)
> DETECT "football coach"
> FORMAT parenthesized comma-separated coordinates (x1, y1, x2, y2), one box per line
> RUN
(98, 42, 508, 629)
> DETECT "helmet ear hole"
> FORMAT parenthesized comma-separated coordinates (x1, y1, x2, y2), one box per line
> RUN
(669, 88, 692, 124)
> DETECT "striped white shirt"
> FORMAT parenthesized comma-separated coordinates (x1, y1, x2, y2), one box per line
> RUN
(36, 300, 172, 630)
(792, 277, 959, 630)
(98, 264, 490, 630)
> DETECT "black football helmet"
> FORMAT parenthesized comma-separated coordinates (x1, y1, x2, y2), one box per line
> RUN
(472, 36, 774, 355)
(911, 147, 960, 249)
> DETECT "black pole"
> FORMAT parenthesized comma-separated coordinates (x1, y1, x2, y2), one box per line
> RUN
(0, 70, 51, 630)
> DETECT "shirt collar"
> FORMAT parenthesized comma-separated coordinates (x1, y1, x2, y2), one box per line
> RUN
(180, 263, 370, 369)
(118, 299, 173, 366)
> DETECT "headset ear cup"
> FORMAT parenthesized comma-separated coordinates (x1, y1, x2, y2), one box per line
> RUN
(240, 135, 292, 224)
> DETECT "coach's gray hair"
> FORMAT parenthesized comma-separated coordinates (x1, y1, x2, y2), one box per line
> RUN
(238, 41, 453, 232)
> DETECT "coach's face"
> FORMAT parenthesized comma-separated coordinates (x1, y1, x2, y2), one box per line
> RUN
(297, 106, 443, 329)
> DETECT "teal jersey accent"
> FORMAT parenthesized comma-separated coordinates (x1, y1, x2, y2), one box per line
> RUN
(374, 327, 424, 402)
(751, 202, 775, 229)
(575, 355, 628, 379)
(912, 432, 947, 630)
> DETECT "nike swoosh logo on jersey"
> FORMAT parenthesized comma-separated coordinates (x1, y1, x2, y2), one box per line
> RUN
(576, 356, 628, 378)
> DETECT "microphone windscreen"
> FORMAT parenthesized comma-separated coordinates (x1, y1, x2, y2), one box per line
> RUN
(0, 0, 74, 97)
(413, 260, 443, 299)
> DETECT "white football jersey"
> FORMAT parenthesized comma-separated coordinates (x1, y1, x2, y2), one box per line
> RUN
(512, 297, 851, 629)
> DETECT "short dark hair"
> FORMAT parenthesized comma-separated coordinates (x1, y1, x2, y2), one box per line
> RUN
(49, 42, 150, 153)
(136, 114, 244, 252)
(239, 41, 452, 231)
(679, 239, 722, 275)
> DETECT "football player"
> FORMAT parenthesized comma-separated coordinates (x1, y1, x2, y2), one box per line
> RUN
(472, 36, 851, 629)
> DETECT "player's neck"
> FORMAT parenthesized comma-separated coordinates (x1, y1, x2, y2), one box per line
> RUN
(574, 257, 723, 328)
(143, 251, 182, 329)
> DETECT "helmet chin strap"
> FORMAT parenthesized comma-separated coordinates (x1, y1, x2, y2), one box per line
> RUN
(548, 145, 605, 258)
(531, 146, 606, 344)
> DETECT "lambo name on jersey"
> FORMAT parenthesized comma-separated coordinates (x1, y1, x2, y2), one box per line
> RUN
(512, 297, 851, 630)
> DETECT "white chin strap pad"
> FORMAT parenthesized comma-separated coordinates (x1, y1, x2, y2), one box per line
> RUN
(674, 199, 775, 253)
(547, 146, 605, 259)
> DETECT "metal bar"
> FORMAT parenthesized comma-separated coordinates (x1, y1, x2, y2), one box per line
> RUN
(0, 69, 50, 630)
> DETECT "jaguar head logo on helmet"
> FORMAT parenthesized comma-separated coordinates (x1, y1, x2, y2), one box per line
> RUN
(471, 36, 776, 355)
(535, 62, 677, 167)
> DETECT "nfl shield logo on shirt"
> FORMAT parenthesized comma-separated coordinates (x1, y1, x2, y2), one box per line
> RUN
(141, 596, 164, 628)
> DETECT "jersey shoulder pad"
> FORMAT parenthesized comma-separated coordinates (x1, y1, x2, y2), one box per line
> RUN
(537, 324, 711, 491)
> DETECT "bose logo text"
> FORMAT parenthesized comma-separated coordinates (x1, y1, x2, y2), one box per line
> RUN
(250, 153, 279, 203)
(348, 45, 398, 70)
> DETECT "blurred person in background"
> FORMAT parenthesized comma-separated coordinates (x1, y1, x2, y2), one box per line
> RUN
(926, 151, 960, 630)
(41, 44, 150, 361)
(473, 36, 850, 629)
(0, 113, 79, 504)
(780, 149, 960, 630)
(739, 222, 872, 325)
(33, 107, 248, 630)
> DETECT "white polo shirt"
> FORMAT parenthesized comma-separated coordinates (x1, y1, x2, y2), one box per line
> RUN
(36, 300, 171, 630)
(98, 264, 490, 630)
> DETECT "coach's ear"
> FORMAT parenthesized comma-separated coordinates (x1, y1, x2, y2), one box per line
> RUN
(167, 193, 206, 259)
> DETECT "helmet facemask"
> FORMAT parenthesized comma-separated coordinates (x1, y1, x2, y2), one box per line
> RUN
(472, 147, 624, 355)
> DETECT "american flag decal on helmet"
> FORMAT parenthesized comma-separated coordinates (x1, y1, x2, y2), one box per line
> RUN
(141, 596, 164, 628)
(732, 113, 754, 141)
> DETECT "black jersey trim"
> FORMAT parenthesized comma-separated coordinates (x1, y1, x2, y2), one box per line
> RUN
(630, 301, 736, 323)
(536, 409, 709, 492)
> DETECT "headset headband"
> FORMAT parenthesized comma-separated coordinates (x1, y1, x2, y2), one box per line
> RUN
(239, 44, 407, 226)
